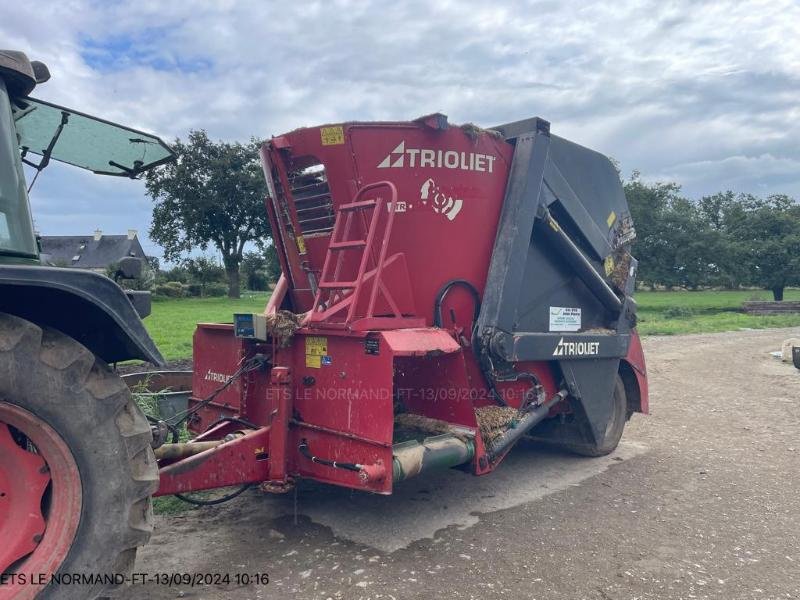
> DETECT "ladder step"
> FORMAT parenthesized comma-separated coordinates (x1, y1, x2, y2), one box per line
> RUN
(339, 199, 377, 211)
(319, 281, 357, 289)
(329, 240, 367, 250)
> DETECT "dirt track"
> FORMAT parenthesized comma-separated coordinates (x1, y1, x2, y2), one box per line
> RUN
(123, 328, 800, 600)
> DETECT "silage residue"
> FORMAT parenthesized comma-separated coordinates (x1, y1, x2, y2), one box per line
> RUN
(475, 405, 520, 446)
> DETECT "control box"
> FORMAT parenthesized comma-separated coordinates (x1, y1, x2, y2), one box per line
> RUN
(233, 313, 268, 340)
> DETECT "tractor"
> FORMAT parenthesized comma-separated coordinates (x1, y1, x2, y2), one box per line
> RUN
(0, 51, 172, 600)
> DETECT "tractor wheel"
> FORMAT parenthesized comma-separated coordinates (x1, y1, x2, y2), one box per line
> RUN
(528, 374, 627, 457)
(0, 313, 158, 600)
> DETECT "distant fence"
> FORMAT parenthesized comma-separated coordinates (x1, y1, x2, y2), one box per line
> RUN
(742, 301, 800, 315)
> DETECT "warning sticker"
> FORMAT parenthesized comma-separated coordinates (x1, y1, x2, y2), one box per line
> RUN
(306, 355, 321, 368)
(549, 307, 581, 332)
(296, 235, 307, 255)
(320, 126, 344, 146)
(305, 336, 328, 356)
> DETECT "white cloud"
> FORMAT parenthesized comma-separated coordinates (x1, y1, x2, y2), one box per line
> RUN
(4, 0, 799, 258)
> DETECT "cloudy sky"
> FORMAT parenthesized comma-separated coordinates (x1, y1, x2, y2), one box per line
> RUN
(3, 0, 799, 260)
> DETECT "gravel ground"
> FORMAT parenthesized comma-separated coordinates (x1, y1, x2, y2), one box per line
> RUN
(123, 328, 800, 600)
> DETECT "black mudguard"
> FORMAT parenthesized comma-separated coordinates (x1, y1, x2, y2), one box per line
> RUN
(0, 265, 164, 365)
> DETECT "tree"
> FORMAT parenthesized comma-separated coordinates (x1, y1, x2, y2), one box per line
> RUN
(696, 191, 747, 288)
(624, 173, 691, 287)
(241, 251, 269, 291)
(660, 196, 717, 289)
(726, 195, 800, 300)
(240, 246, 283, 291)
(264, 244, 282, 284)
(145, 130, 270, 298)
(184, 256, 226, 295)
(145, 255, 160, 273)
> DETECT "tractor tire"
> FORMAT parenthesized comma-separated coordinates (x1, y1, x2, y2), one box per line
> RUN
(528, 374, 627, 457)
(0, 313, 158, 600)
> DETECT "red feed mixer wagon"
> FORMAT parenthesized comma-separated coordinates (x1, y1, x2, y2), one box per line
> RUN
(1, 50, 649, 600)
(155, 113, 648, 498)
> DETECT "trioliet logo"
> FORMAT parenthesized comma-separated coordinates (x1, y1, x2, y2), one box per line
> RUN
(377, 141, 497, 173)
(204, 369, 232, 383)
(552, 337, 600, 357)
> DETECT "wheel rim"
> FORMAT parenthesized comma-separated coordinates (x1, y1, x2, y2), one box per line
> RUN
(0, 401, 82, 596)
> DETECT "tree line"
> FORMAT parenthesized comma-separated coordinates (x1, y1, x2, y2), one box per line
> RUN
(624, 173, 800, 300)
(135, 251, 281, 298)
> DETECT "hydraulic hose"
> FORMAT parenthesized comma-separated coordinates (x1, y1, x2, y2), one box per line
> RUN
(487, 389, 568, 462)
(433, 279, 481, 328)
(298, 439, 362, 472)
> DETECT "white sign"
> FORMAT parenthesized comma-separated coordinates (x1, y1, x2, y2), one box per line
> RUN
(549, 307, 581, 332)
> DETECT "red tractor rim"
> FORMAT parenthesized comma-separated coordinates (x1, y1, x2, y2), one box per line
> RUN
(0, 401, 81, 599)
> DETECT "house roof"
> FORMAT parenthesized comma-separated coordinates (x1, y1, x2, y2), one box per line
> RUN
(40, 234, 145, 269)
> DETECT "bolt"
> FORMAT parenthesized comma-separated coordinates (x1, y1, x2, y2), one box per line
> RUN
(33, 534, 43, 544)
(39, 465, 49, 475)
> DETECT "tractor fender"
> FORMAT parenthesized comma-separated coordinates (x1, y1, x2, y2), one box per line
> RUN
(0, 264, 164, 365)
(619, 330, 648, 414)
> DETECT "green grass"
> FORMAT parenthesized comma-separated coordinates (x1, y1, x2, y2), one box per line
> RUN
(144, 292, 270, 361)
(636, 289, 800, 335)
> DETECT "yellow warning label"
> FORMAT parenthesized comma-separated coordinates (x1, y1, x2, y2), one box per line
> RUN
(607, 211, 617, 228)
(296, 235, 307, 255)
(604, 255, 615, 276)
(305, 354, 322, 369)
(305, 336, 328, 356)
(320, 126, 344, 146)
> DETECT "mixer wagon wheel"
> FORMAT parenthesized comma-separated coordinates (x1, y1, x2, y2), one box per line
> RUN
(0, 313, 158, 600)
(528, 374, 627, 457)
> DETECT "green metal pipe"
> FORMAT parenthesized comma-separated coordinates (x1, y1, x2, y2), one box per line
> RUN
(392, 434, 475, 483)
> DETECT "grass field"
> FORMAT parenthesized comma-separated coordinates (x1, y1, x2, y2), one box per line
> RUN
(145, 292, 270, 361)
(635, 289, 800, 335)
(141, 289, 800, 361)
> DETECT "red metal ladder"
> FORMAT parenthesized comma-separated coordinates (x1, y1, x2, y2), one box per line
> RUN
(309, 181, 404, 328)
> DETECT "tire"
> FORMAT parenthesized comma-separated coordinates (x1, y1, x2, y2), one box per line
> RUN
(0, 313, 158, 600)
(528, 374, 627, 457)
(566, 374, 627, 456)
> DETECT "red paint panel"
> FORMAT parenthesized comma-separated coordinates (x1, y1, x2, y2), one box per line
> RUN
(290, 332, 395, 445)
(156, 428, 270, 496)
(288, 427, 393, 494)
(623, 329, 649, 414)
(381, 328, 461, 356)
(349, 125, 512, 331)
(190, 324, 247, 433)
(394, 351, 479, 428)
(264, 121, 514, 322)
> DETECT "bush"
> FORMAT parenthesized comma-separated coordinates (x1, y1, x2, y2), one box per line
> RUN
(154, 281, 186, 298)
(204, 283, 227, 297)
(164, 265, 190, 284)
(185, 283, 202, 297)
(246, 271, 269, 292)
(662, 306, 694, 319)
